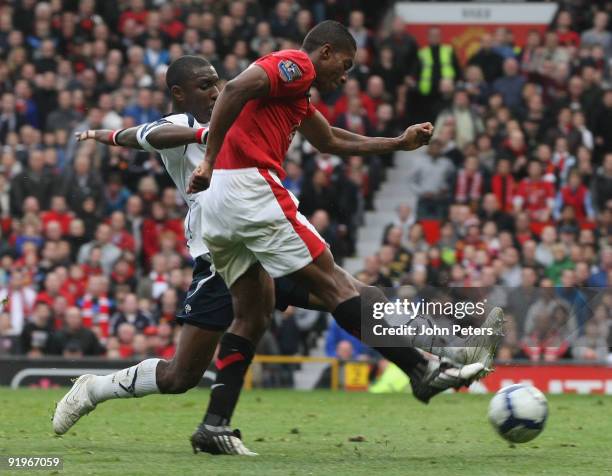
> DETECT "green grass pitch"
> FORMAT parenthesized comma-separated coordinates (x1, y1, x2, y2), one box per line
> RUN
(1, 388, 611, 476)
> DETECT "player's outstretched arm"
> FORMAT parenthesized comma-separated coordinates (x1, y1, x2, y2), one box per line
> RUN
(298, 110, 433, 156)
(76, 125, 206, 150)
(187, 66, 270, 193)
(76, 127, 142, 148)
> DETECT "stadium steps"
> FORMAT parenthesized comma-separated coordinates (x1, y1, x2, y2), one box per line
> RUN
(293, 332, 330, 390)
(343, 149, 424, 275)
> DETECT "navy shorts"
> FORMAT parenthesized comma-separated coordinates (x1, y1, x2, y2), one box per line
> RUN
(176, 256, 310, 331)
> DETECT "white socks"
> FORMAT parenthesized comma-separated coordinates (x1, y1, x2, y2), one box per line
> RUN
(88, 358, 161, 404)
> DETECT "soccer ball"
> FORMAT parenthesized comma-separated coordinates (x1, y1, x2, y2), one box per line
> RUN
(488, 384, 548, 443)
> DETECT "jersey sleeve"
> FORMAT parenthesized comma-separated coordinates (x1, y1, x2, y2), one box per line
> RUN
(255, 51, 315, 98)
(136, 113, 197, 152)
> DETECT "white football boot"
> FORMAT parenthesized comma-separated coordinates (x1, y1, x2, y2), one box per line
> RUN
(410, 352, 484, 403)
(53, 374, 96, 435)
(445, 306, 505, 379)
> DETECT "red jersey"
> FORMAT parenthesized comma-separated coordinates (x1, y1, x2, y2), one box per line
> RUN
(41, 210, 73, 235)
(559, 185, 589, 221)
(516, 178, 555, 220)
(215, 50, 316, 179)
(491, 174, 515, 213)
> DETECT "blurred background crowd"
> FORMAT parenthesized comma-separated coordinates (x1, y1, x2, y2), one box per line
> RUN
(0, 0, 611, 368)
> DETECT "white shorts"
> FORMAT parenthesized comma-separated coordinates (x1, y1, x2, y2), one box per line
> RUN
(199, 168, 326, 288)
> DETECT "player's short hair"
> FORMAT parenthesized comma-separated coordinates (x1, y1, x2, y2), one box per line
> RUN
(302, 20, 356, 54)
(166, 55, 212, 89)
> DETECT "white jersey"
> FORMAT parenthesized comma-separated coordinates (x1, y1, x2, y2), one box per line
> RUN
(136, 113, 209, 260)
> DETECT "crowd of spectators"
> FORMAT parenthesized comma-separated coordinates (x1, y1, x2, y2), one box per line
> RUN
(0, 0, 610, 368)
(349, 1, 612, 364)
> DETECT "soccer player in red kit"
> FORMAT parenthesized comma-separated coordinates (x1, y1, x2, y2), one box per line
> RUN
(189, 21, 501, 399)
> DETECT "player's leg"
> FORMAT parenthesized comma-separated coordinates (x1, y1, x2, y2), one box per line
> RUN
(53, 257, 229, 435)
(275, 270, 426, 374)
(276, 271, 481, 402)
(201, 263, 274, 428)
(195, 275, 306, 436)
(191, 263, 273, 455)
(292, 257, 501, 374)
(190, 171, 277, 454)
(192, 275, 301, 453)
(52, 323, 221, 435)
(170, 255, 265, 455)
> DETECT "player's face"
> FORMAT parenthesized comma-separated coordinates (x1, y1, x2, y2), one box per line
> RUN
(178, 66, 220, 123)
(315, 47, 355, 93)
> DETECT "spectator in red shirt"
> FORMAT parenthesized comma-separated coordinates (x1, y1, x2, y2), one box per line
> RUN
(118, 0, 148, 35)
(546, 108, 581, 156)
(345, 155, 370, 205)
(43, 221, 63, 245)
(110, 258, 137, 295)
(502, 129, 527, 161)
(514, 160, 555, 222)
(137, 253, 169, 301)
(155, 288, 179, 326)
(554, 10, 581, 47)
(455, 155, 483, 207)
(554, 169, 595, 222)
(332, 78, 377, 126)
(76, 0, 100, 37)
(51, 294, 69, 331)
(365, 75, 388, 121)
(514, 212, 536, 245)
(78, 275, 113, 339)
(334, 96, 373, 136)
(37, 271, 75, 307)
(159, 4, 185, 42)
(155, 321, 176, 359)
(116, 322, 136, 358)
(520, 307, 572, 361)
(142, 201, 184, 264)
(108, 211, 136, 253)
(63, 264, 87, 302)
(41, 196, 73, 236)
(77, 223, 122, 275)
(491, 158, 515, 213)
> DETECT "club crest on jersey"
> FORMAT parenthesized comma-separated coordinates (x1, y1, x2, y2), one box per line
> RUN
(278, 60, 302, 83)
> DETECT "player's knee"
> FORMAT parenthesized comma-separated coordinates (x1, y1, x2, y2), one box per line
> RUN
(232, 311, 270, 341)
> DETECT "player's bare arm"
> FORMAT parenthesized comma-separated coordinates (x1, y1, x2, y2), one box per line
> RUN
(298, 110, 434, 156)
(187, 66, 270, 193)
(76, 125, 206, 150)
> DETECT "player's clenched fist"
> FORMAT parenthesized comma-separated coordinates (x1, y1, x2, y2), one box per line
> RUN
(398, 122, 434, 150)
(187, 161, 212, 193)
